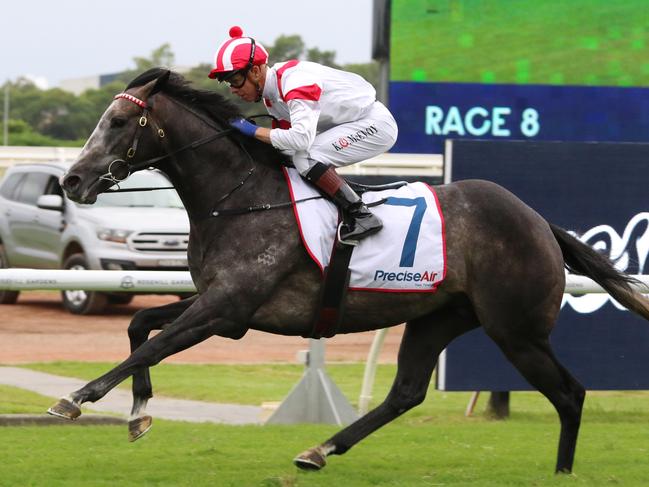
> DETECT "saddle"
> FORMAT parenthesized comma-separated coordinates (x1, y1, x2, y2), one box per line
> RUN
(278, 175, 445, 338)
(312, 179, 409, 338)
(348, 180, 408, 194)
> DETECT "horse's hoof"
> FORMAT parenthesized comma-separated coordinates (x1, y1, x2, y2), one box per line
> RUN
(294, 447, 327, 471)
(128, 415, 153, 442)
(47, 398, 81, 420)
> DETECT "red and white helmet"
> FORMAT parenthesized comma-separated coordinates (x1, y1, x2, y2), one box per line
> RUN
(208, 26, 269, 79)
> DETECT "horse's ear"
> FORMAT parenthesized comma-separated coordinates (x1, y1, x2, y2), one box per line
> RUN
(151, 70, 171, 95)
(138, 70, 171, 101)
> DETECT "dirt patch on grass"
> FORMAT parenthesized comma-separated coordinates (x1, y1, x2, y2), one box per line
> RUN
(0, 291, 402, 364)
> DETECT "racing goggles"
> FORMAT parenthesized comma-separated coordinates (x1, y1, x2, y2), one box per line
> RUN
(218, 69, 249, 88)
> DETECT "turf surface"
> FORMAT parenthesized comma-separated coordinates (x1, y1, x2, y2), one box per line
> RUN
(2, 363, 649, 485)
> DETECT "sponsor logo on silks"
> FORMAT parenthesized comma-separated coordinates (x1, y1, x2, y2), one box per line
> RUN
(332, 124, 379, 151)
(374, 269, 438, 283)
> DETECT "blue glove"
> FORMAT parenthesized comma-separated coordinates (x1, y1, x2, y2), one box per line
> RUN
(229, 117, 258, 138)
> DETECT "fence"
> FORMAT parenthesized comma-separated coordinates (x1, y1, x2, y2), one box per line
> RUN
(0, 146, 443, 176)
(2, 268, 647, 294)
(2, 268, 648, 416)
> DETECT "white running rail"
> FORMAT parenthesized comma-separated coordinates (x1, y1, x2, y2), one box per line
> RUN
(0, 146, 443, 175)
(1, 268, 645, 297)
(1, 268, 647, 415)
(0, 269, 195, 292)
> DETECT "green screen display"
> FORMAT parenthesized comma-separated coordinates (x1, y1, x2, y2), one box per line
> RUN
(391, 0, 649, 86)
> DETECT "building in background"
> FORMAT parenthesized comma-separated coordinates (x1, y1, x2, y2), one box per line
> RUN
(60, 66, 193, 95)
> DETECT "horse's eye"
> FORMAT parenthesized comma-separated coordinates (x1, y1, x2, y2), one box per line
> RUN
(110, 117, 127, 129)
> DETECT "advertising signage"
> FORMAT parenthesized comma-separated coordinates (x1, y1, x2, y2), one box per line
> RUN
(390, 82, 649, 154)
(388, 1, 649, 154)
(439, 140, 649, 391)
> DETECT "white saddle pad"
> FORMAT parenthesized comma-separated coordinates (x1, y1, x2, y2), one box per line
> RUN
(283, 167, 446, 292)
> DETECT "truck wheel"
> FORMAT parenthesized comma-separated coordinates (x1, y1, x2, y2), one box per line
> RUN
(61, 253, 108, 315)
(0, 244, 20, 304)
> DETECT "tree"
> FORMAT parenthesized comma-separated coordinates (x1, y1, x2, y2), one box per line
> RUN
(133, 43, 175, 71)
(5, 35, 380, 146)
(183, 63, 265, 116)
(343, 62, 380, 91)
(7, 78, 127, 141)
(184, 63, 224, 92)
(307, 48, 340, 69)
(116, 43, 176, 84)
(80, 81, 127, 117)
(1, 118, 84, 146)
(267, 35, 305, 65)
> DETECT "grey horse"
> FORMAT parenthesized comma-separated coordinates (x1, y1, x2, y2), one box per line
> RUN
(49, 69, 649, 474)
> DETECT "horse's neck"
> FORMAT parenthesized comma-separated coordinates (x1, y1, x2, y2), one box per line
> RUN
(153, 96, 287, 222)
(161, 138, 286, 222)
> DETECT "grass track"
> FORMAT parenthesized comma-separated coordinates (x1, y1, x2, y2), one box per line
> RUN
(1, 414, 649, 485)
(3, 363, 649, 485)
(22, 362, 399, 406)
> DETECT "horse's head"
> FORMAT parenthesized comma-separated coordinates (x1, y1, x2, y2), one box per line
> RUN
(61, 71, 171, 204)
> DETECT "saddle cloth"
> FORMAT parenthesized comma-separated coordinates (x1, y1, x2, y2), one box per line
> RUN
(283, 167, 446, 292)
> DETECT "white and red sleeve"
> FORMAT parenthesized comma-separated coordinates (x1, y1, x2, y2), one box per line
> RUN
(270, 99, 321, 151)
(269, 69, 323, 152)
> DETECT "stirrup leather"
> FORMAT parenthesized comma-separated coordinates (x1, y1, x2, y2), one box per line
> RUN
(337, 222, 359, 247)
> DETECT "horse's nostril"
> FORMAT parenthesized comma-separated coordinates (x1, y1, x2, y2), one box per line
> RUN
(62, 174, 81, 192)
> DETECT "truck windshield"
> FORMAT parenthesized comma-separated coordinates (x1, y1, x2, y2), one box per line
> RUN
(92, 171, 184, 208)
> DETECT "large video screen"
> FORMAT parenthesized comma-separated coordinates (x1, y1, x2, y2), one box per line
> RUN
(391, 0, 649, 86)
(388, 1, 649, 154)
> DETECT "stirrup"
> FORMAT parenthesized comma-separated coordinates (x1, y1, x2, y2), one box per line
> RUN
(337, 222, 359, 247)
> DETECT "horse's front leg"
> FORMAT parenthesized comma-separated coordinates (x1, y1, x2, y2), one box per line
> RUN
(47, 292, 247, 424)
(126, 295, 199, 442)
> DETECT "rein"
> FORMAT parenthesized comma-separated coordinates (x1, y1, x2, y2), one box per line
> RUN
(102, 93, 236, 190)
(212, 196, 386, 217)
(105, 92, 324, 216)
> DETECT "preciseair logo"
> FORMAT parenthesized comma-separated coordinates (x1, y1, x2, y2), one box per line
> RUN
(374, 269, 438, 283)
(332, 124, 379, 151)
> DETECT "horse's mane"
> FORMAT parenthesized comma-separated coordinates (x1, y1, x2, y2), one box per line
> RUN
(127, 68, 285, 168)
(127, 68, 242, 123)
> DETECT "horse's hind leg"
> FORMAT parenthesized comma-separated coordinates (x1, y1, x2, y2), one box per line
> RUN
(294, 305, 478, 470)
(487, 330, 585, 473)
(126, 295, 198, 442)
(471, 270, 585, 472)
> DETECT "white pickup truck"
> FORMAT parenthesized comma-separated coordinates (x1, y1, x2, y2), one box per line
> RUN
(0, 162, 190, 314)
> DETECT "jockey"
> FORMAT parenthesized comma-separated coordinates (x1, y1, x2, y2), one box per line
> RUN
(208, 26, 398, 242)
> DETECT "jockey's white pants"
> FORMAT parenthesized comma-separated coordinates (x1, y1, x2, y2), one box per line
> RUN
(292, 101, 398, 176)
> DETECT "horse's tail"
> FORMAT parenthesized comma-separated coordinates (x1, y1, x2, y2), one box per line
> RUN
(550, 222, 649, 320)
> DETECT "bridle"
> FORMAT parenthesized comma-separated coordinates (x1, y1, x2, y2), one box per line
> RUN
(95, 87, 386, 219)
(99, 92, 236, 187)
(100, 90, 286, 215)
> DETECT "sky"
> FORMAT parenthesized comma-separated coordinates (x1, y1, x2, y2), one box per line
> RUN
(2, 0, 374, 88)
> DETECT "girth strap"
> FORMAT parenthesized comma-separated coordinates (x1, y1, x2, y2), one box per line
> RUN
(309, 240, 355, 339)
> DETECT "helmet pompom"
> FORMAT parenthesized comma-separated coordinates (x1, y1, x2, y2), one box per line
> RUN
(229, 26, 243, 38)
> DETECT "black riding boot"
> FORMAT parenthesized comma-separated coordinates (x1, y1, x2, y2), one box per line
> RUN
(305, 162, 383, 242)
